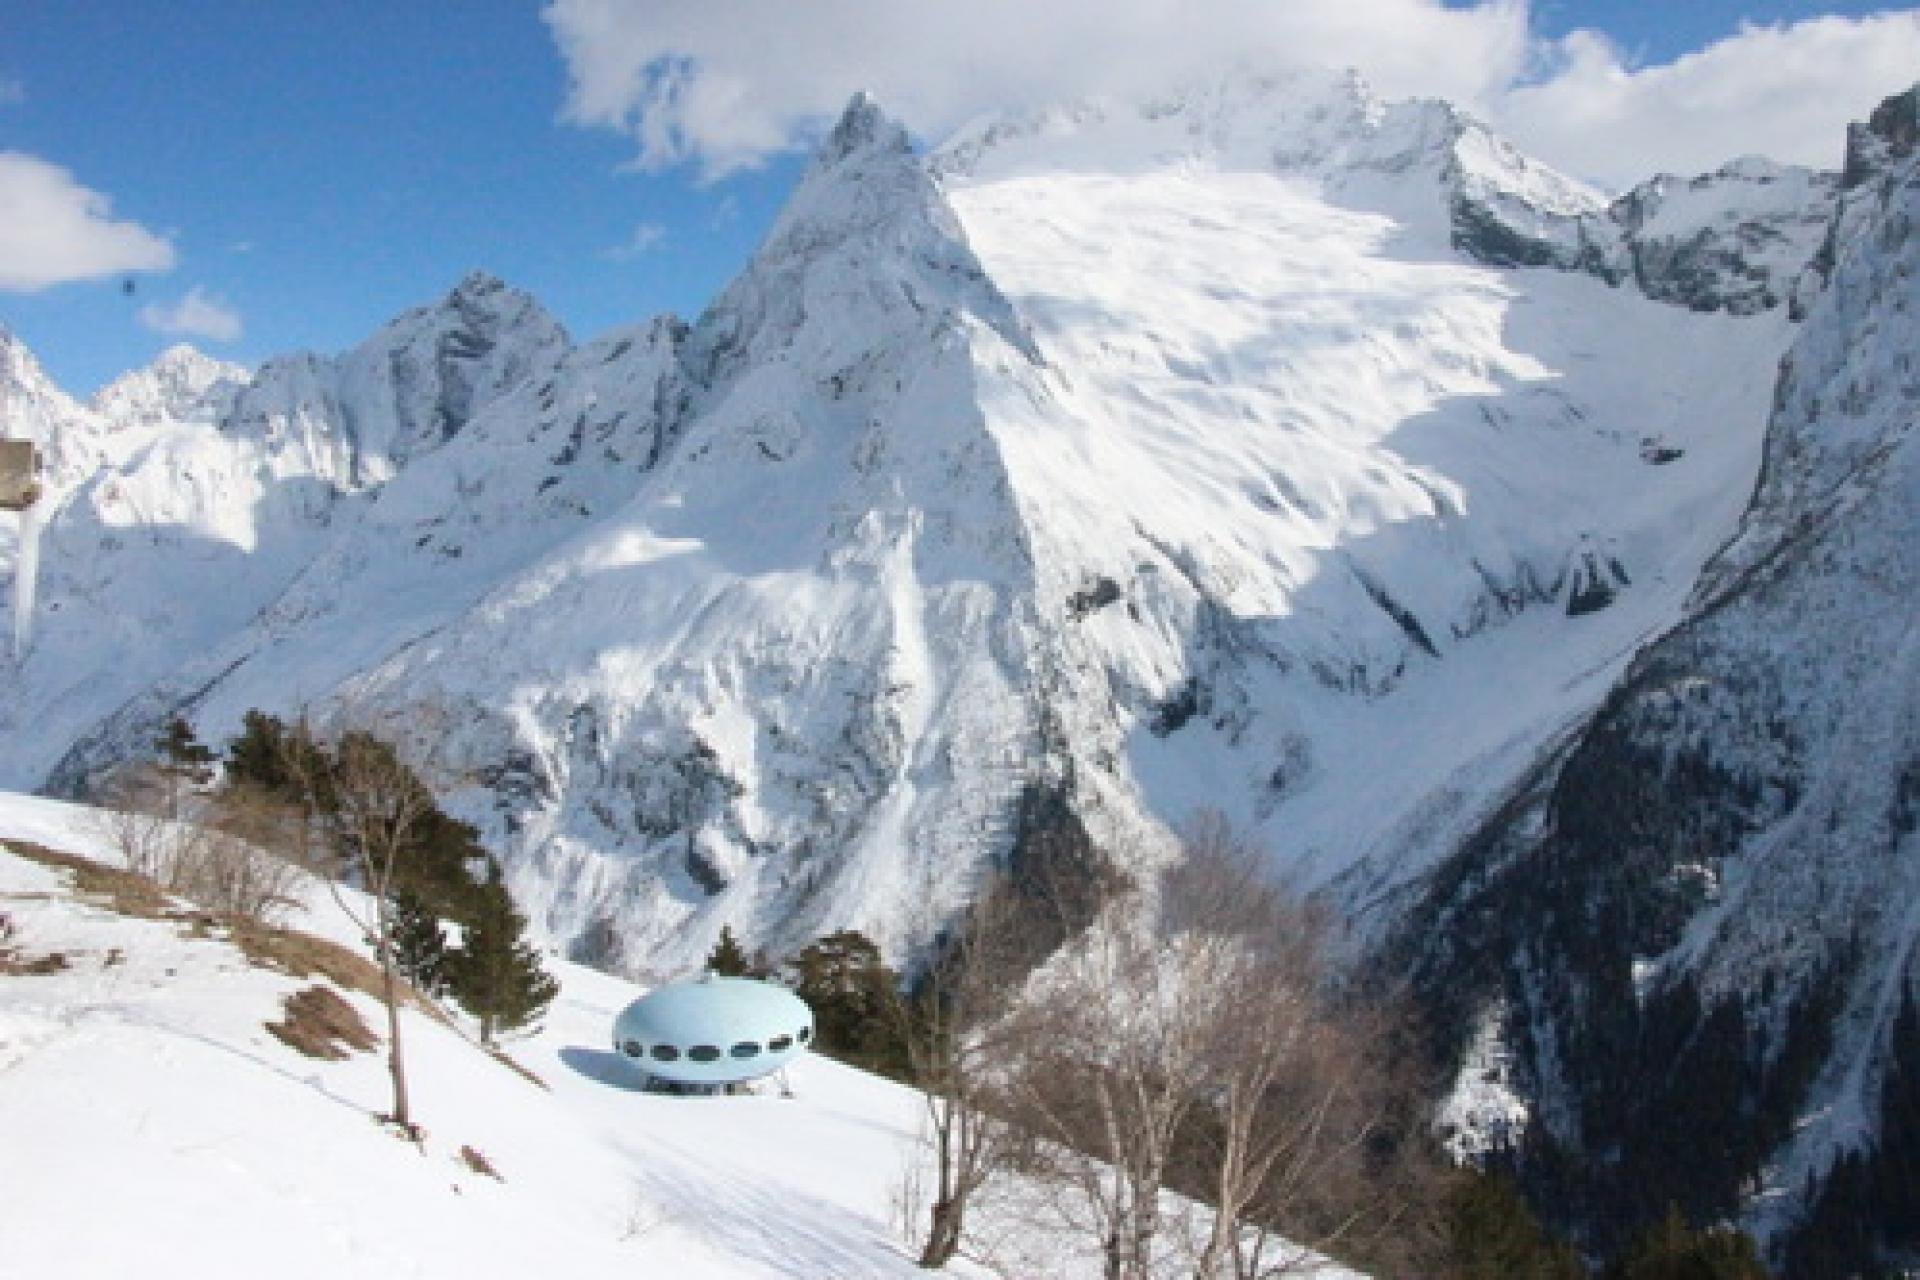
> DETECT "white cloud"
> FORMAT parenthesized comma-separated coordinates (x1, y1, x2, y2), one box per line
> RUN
(542, 0, 1530, 178)
(1500, 14, 1920, 187)
(139, 286, 243, 344)
(542, 1, 1920, 190)
(0, 151, 175, 292)
(605, 220, 668, 259)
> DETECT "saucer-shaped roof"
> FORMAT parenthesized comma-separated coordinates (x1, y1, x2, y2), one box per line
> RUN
(612, 975, 814, 1085)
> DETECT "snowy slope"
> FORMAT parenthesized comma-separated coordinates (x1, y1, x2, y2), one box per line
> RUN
(934, 71, 1795, 926)
(1, 72, 1827, 981)
(6, 790, 1310, 1279)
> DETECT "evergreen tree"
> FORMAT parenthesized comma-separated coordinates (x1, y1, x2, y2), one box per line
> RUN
(390, 889, 451, 996)
(784, 929, 909, 1077)
(448, 863, 557, 1045)
(707, 924, 752, 977)
(225, 712, 484, 917)
(157, 716, 217, 785)
(149, 716, 217, 817)
(1442, 1170, 1586, 1279)
(226, 710, 303, 796)
(1610, 1205, 1766, 1280)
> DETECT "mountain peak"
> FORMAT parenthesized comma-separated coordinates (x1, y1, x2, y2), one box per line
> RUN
(450, 267, 510, 301)
(819, 91, 912, 166)
(1842, 81, 1919, 188)
(89, 343, 248, 425)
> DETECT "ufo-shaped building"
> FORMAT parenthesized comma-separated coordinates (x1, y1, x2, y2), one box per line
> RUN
(612, 974, 814, 1089)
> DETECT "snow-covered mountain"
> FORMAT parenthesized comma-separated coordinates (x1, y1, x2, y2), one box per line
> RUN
(1398, 84, 1920, 1269)
(0, 69, 1827, 951)
(1, 68, 1910, 1259)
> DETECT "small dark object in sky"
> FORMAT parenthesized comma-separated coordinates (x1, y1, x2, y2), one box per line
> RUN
(121, 277, 136, 296)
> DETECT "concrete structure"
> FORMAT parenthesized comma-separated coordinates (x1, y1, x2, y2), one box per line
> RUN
(0, 440, 38, 512)
(611, 975, 813, 1089)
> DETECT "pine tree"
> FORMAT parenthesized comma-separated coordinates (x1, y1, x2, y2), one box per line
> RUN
(448, 863, 557, 1045)
(784, 929, 908, 1077)
(1611, 1204, 1766, 1279)
(390, 889, 451, 996)
(152, 716, 217, 817)
(1442, 1170, 1586, 1279)
(707, 924, 752, 976)
(157, 716, 217, 784)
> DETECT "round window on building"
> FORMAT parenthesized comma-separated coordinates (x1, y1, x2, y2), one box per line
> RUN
(688, 1045, 722, 1063)
(622, 1040, 643, 1058)
(768, 1034, 793, 1052)
(651, 1044, 681, 1062)
(730, 1041, 761, 1059)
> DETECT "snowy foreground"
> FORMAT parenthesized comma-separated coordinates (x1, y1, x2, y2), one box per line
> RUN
(0, 792, 1354, 1279)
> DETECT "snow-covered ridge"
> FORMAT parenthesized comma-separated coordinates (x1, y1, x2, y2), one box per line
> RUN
(936, 68, 1835, 316)
(5, 79, 1832, 983)
(89, 343, 249, 429)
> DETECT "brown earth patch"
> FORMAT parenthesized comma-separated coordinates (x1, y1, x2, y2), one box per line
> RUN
(2, 839, 435, 1015)
(0, 949, 70, 976)
(3, 839, 171, 918)
(458, 1144, 503, 1181)
(265, 984, 379, 1060)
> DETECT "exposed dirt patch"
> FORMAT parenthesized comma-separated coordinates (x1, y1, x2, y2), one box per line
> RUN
(0, 949, 71, 976)
(230, 917, 394, 1006)
(485, 1045, 549, 1091)
(4, 840, 171, 919)
(458, 1144, 503, 1181)
(265, 984, 379, 1061)
(3, 838, 435, 1015)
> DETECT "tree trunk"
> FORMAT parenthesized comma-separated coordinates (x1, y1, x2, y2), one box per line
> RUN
(376, 932, 412, 1133)
(919, 1198, 962, 1268)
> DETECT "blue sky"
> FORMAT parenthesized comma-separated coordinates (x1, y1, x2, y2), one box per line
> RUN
(1, 1, 1915, 394)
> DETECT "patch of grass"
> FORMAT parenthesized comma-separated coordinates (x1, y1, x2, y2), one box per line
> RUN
(3, 838, 435, 1014)
(265, 984, 379, 1061)
(229, 917, 394, 1005)
(3, 839, 171, 918)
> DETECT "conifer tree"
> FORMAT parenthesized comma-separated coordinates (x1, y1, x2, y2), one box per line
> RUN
(1442, 1171, 1585, 1278)
(785, 929, 908, 1076)
(158, 716, 217, 784)
(152, 716, 217, 817)
(448, 863, 558, 1045)
(1611, 1204, 1766, 1279)
(707, 924, 752, 976)
(390, 889, 451, 996)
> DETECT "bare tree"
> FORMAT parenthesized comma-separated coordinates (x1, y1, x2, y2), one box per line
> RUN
(280, 719, 444, 1136)
(1001, 860, 1217, 1280)
(898, 874, 1041, 1269)
(92, 768, 304, 925)
(1164, 814, 1439, 1277)
(1002, 813, 1442, 1279)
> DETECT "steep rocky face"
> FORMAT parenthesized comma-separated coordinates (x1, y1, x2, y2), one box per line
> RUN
(225, 270, 569, 491)
(1398, 83, 1920, 1270)
(1452, 153, 1838, 315)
